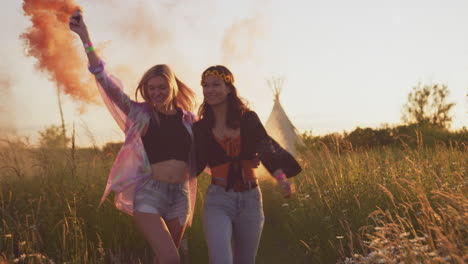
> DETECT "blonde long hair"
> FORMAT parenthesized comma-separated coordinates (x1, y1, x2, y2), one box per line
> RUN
(135, 64, 196, 112)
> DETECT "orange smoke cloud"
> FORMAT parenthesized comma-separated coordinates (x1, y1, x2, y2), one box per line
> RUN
(21, 0, 99, 107)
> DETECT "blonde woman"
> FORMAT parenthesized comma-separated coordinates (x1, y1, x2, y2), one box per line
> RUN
(70, 10, 197, 264)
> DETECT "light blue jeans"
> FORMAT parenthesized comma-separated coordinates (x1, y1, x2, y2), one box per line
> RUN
(203, 184, 265, 264)
(133, 178, 190, 226)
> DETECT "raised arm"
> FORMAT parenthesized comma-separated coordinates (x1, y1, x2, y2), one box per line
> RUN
(69, 10, 100, 72)
(69, 10, 131, 116)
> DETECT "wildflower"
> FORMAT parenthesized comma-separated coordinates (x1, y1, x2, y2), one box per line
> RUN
(366, 251, 377, 259)
(442, 255, 452, 261)
(399, 232, 410, 238)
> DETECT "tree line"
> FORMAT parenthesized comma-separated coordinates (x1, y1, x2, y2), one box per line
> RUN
(300, 82, 467, 151)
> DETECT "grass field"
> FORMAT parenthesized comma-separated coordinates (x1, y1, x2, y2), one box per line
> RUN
(0, 138, 466, 263)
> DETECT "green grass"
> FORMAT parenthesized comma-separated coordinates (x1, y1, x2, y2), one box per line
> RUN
(0, 139, 466, 263)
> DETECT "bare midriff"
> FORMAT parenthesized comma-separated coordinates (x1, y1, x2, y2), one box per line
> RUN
(151, 159, 189, 184)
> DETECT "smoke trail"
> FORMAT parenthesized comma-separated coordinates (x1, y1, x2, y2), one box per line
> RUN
(21, 0, 99, 107)
(117, 1, 173, 45)
(0, 74, 16, 136)
(221, 16, 264, 64)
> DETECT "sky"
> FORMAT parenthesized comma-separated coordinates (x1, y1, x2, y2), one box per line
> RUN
(1, 0, 467, 147)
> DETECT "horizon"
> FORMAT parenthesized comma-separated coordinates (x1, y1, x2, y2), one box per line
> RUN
(1, 0, 467, 147)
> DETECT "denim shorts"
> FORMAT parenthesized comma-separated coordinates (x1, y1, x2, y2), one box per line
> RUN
(133, 178, 190, 225)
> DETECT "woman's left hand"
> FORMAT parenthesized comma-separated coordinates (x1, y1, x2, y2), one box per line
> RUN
(278, 179, 295, 198)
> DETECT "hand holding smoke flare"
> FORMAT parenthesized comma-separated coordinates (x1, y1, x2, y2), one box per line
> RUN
(69, 9, 87, 38)
(21, 0, 100, 110)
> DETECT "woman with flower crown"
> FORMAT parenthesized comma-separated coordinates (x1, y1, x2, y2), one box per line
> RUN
(193, 65, 302, 264)
(69, 10, 197, 264)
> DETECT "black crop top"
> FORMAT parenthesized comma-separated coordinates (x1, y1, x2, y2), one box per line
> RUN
(141, 108, 191, 164)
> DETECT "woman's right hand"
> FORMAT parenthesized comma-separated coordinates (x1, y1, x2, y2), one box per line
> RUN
(69, 10, 89, 41)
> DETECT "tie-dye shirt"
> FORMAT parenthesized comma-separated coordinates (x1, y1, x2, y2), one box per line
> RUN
(92, 66, 197, 224)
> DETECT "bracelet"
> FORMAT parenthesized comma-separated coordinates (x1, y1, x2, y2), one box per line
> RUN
(84, 41, 95, 53)
(88, 60, 105, 75)
(85, 45, 95, 53)
(84, 41, 93, 49)
(275, 173, 286, 181)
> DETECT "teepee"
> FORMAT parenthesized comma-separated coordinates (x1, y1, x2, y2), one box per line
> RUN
(265, 77, 304, 156)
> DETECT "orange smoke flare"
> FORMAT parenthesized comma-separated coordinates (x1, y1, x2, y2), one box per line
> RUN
(21, 0, 99, 107)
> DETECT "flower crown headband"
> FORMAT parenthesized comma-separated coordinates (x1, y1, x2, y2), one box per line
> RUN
(202, 69, 234, 84)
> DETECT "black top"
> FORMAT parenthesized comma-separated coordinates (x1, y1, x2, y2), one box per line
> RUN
(194, 110, 302, 179)
(142, 108, 192, 164)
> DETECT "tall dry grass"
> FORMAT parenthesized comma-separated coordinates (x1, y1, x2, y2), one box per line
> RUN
(0, 136, 466, 263)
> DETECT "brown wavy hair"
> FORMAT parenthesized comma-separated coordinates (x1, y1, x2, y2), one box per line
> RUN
(198, 65, 249, 129)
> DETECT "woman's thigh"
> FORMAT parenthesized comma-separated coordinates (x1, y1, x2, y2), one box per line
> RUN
(133, 212, 179, 262)
(232, 187, 265, 264)
(203, 185, 236, 264)
(166, 217, 187, 248)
